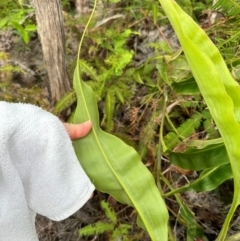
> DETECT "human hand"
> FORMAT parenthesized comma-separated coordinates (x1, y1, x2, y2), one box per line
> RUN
(64, 120, 94, 199)
(64, 121, 92, 140)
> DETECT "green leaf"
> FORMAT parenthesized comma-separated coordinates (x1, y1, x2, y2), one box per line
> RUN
(79, 59, 100, 82)
(188, 138, 223, 149)
(187, 163, 233, 192)
(24, 24, 37, 32)
(104, 90, 115, 132)
(165, 164, 232, 196)
(114, 86, 125, 104)
(158, 0, 240, 239)
(72, 65, 169, 241)
(101, 200, 117, 225)
(112, 224, 132, 239)
(157, 61, 171, 85)
(168, 56, 191, 82)
(21, 29, 29, 44)
(10, 21, 29, 44)
(52, 90, 76, 115)
(172, 78, 200, 95)
(0, 17, 8, 28)
(164, 112, 202, 150)
(152, 2, 159, 24)
(169, 143, 229, 171)
(213, 0, 240, 17)
(132, 71, 144, 84)
(79, 222, 114, 236)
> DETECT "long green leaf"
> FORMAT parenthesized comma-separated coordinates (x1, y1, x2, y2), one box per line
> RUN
(188, 138, 223, 149)
(71, 1, 169, 238)
(158, 1, 240, 240)
(169, 143, 229, 171)
(185, 163, 233, 192)
(165, 164, 232, 196)
(72, 66, 168, 241)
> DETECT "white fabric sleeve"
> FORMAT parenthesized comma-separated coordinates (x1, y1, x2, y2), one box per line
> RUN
(0, 101, 95, 240)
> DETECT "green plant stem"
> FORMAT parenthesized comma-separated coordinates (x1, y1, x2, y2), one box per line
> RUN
(156, 90, 167, 194)
(159, 92, 168, 153)
(160, 173, 186, 225)
(77, 0, 97, 63)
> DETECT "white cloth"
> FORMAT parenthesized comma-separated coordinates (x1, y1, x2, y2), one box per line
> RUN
(0, 101, 95, 241)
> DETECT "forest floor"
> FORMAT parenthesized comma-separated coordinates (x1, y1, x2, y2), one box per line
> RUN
(1, 1, 240, 241)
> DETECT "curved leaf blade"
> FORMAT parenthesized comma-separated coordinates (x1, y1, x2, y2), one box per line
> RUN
(165, 164, 232, 196)
(169, 143, 229, 171)
(158, 1, 240, 239)
(172, 78, 200, 95)
(72, 66, 169, 241)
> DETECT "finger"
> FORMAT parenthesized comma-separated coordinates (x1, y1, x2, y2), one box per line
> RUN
(64, 121, 92, 140)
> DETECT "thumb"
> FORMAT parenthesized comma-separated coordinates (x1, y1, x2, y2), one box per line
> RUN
(64, 121, 92, 140)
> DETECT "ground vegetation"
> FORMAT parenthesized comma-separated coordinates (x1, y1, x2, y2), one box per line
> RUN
(1, 0, 240, 240)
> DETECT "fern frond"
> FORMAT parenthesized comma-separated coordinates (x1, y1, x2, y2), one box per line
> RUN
(79, 59, 99, 82)
(164, 112, 203, 150)
(164, 132, 180, 150)
(101, 200, 117, 225)
(125, 67, 135, 76)
(105, 49, 133, 76)
(79, 222, 114, 236)
(217, 29, 240, 48)
(52, 90, 76, 115)
(213, 0, 240, 17)
(84, 80, 101, 97)
(111, 224, 132, 240)
(113, 85, 125, 104)
(133, 70, 145, 84)
(99, 66, 112, 81)
(118, 224, 132, 234)
(104, 90, 116, 132)
(112, 81, 134, 104)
